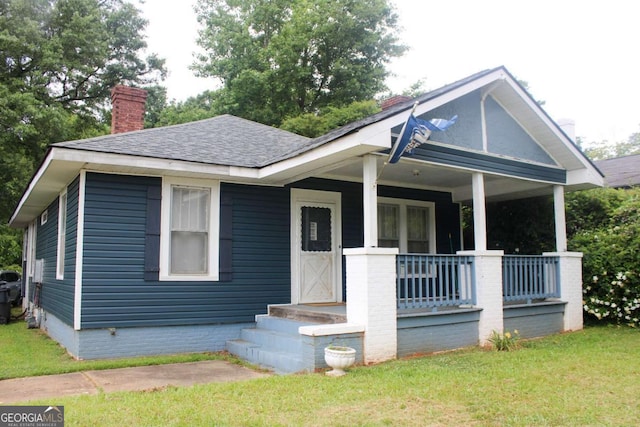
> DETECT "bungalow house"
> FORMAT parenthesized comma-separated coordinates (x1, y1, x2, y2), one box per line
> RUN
(10, 66, 603, 373)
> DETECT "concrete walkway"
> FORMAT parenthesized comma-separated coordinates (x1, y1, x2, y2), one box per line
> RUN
(0, 360, 270, 404)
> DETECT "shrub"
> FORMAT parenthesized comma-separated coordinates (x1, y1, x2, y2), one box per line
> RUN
(570, 188, 640, 327)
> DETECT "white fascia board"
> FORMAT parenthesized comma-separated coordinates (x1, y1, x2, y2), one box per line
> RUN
(52, 148, 235, 177)
(258, 126, 391, 181)
(413, 69, 509, 119)
(9, 151, 56, 227)
(566, 167, 604, 188)
(258, 72, 509, 183)
(10, 147, 261, 228)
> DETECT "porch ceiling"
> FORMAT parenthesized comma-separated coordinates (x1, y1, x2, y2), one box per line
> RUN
(318, 154, 559, 203)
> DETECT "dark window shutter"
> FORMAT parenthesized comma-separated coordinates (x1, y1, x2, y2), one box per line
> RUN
(219, 193, 233, 281)
(145, 185, 161, 281)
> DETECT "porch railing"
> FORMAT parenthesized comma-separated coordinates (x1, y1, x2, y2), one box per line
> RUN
(502, 255, 560, 303)
(396, 254, 475, 310)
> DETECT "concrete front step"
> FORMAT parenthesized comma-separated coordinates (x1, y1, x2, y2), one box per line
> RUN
(240, 327, 303, 353)
(226, 316, 316, 374)
(268, 304, 347, 324)
(226, 339, 308, 374)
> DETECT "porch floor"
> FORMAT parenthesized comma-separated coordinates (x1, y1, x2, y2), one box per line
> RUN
(268, 303, 347, 324)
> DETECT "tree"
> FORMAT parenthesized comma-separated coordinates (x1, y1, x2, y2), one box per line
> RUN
(193, 0, 406, 127)
(150, 90, 221, 127)
(0, 0, 165, 266)
(280, 100, 380, 138)
(581, 128, 640, 160)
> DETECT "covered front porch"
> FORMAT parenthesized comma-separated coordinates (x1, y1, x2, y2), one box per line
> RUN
(226, 248, 581, 373)
(227, 69, 598, 373)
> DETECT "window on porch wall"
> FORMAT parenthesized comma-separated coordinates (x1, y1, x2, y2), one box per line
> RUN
(378, 204, 399, 248)
(377, 199, 434, 253)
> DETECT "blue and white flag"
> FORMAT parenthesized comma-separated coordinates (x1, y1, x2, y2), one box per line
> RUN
(388, 113, 458, 164)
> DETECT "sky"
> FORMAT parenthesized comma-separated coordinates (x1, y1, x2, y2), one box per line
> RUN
(139, 0, 640, 145)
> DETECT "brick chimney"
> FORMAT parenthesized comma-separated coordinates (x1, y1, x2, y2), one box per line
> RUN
(111, 85, 148, 134)
(380, 95, 412, 110)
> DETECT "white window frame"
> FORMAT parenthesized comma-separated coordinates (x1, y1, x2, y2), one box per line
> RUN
(56, 188, 68, 280)
(159, 177, 220, 281)
(378, 197, 436, 254)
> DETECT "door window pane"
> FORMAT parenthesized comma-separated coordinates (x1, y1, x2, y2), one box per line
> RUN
(301, 207, 332, 252)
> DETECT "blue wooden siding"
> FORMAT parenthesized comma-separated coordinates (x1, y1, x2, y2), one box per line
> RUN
(78, 173, 461, 329)
(80, 173, 291, 329)
(484, 96, 556, 164)
(414, 90, 556, 166)
(36, 177, 79, 326)
(389, 89, 565, 181)
(414, 91, 484, 151)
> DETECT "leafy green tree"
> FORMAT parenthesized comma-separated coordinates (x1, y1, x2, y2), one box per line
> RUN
(280, 100, 380, 138)
(582, 129, 640, 160)
(0, 0, 165, 266)
(193, 0, 406, 126)
(565, 188, 628, 237)
(150, 90, 221, 127)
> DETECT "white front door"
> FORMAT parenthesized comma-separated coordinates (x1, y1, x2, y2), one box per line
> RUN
(291, 190, 342, 304)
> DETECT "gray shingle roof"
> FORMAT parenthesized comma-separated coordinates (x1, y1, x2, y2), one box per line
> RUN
(55, 68, 502, 169)
(595, 154, 640, 188)
(55, 114, 311, 168)
(57, 66, 586, 172)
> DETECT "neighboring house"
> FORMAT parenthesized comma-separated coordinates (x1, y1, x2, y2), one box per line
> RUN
(10, 66, 603, 373)
(595, 153, 640, 188)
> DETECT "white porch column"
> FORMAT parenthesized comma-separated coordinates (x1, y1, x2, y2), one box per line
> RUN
(553, 185, 568, 252)
(344, 247, 398, 364)
(458, 250, 504, 344)
(363, 155, 378, 247)
(544, 251, 584, 332)
(472, 172, 487, 251)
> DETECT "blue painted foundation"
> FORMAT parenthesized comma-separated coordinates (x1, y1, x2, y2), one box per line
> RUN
(397, 309, 481, 357)
(41, 310, 251, 359)
(503, 301, 566, 338)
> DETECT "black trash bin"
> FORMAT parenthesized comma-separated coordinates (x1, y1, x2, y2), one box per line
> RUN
(0, 286, 10, 324)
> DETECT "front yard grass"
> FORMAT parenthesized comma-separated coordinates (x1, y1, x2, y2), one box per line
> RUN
(3, 310, 639, 426)
(0, 307, 238, 380)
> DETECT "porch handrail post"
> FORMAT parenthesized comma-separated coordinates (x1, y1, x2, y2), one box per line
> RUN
(553, 185, 568, 252)
(363, 154, 378, 248)
(543, 251, 584, 331)
(344, 247, 398, 364)
(458, 249, 504, 344)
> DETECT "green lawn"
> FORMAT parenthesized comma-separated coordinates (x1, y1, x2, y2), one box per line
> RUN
(0, 307, 240, 380)
(3, 308, 640, 426)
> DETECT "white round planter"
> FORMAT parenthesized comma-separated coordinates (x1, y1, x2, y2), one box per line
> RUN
(324, 346, 356, 376)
